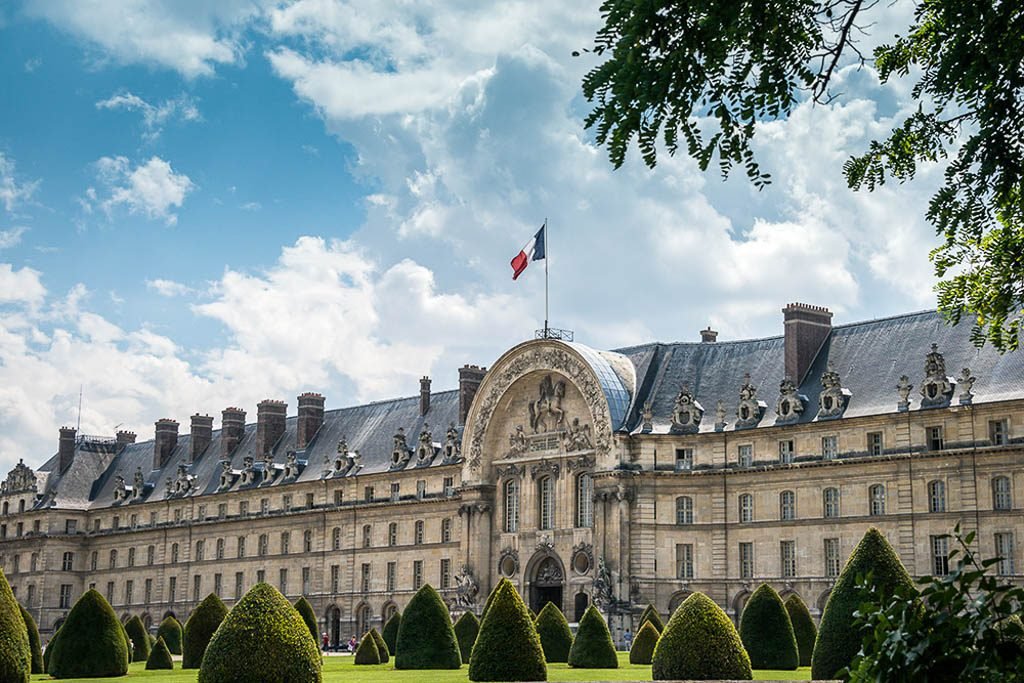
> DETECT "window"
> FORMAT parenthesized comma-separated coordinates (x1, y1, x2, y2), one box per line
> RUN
(280, 531, 290, 555)
(260, 498, 269, 515)
(197, 505, 207, 520)
(147, 545, 155, 565)
(390, 482, 400, 502)
(738, 444, 753, 467)
(822, 435, 838, 460)
(304, 530, 313, 553)
(256, 569, 265, 584)
(927, 425, 945, 451)
(32, 520, 39, 534)
(27, 585, 35, 605)
(739, 493, 754, 523)
(931, 535, 950, 576)
(503, 479, 520, 532)
(302, 567, 311, 594)
(414, 520, 424, 545)
(989, 419, 1009, 446)
(675, 448, 693, 471)
(928, 480, 946, 513)
(779, 440, 795, 464)
(386, 562, 396, 592)
(443, 476, 455, 497)
(869, 484, 886, 516)
(106, 581, 114, 603)
(332, 528, 341, 550)
(364, 486, 374, 503)
(330, 565, 340, 593)
(781, 540, 796, 578)
(868, 432, 884, 456)
(171, 543, 179, 563)
(676, 543, 694, 580)
(237, 537, 246, 558)
(362, 524, 372, 548)
(416, 480, 426, 499)
(30, 553, 37, 572)
(824, 538, 841, 577)
(995, 532, 1015, 576)
(823, 488, 840, 518)
(59, 584, 72, 609)
(360, 563, 371, 593)
(278, 568, 288, 594)
(216, 538, 225, 560)
(675, 496, 694, 525)
(169, 577, 177, 603)
(441, 518, 452, 543)
(780, 491, 796, 520)
(61, 552, 74, 571)
(127, 547, 135, 567)
(235, 572, 244, 599)
(258, 534, 268, 556)
(193, 574, 202, 602)
(90, 551, 98, 571)
(739, 542, 754, 579)
(125, 580, 134, 605)
(214, 573, 222, 596)
(144, 579, 152, 604)
(218, 503, 227, 519)
(283, 494, 292, 511)
(65, 519, 77, 534)
(239, 501, 249, 516)
(993, 476, 1013, 510)
(113, 515, 120, 530)
(576, 473, 594, 528)
(412, 560, 423, 590)
(334, 490, 343, 506)
(195, 540, 205, 561)
(9, 555, 18, 574)
(305, 493, 315, 509)
(109, 549, 117, 569)
(440, 558, 452, 589)
(388, 523, 398, 547)
(538, 476, 554, 530)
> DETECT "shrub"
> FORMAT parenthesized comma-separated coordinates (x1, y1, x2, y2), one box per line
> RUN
(535, 602, 573, 663)
(146, 637, 174, 670)
(43, 627, 60, 674)
(469, 578, 546, 681)
(784, 594, 817, 667)
(812, 527, 913, 680)
(0, 569, 30, 683)
(124, 615, 150, 662)
(395, 584, 461, 669)
(354, 631, 380, 665)
(120, 621, 133, 663)
(183, 593, 228, 669)
(454, 611, 480, 662)
(198, 583, 321, 683)
(47, 589, 129, 679)
(738, 584, 799, 670)
(294, 597, 319, 648)
(479, 583, 500, 624)
(630, 621, 660, 665)
(157, 615, 183, 655)
(639, 603, 664, 633)
(18, 604, 42, 674)
(652, 592, 751, 680)
(567, 605, 617, 669)
(369, 627, 389, 664)
(381, 612, 401, 656)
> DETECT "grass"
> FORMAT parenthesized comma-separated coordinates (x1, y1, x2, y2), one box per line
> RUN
(33, 653, 812, 681)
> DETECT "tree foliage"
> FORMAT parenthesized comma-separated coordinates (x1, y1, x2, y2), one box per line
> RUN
(638, 603, 664, 633)
(146, 637, 174, 670)
(651, 592, 751, 681)
(629, 621, 660, 665)
(582, 0, 1024, 350)
(454, 611, 480, 663)
(534, 602, 573, 663)
(47, 589, 129, 679)
(567, 605, 617, 669)
(394, 584, 461, 670)
(738, 584, 799, 670)
(0, 569, 30, 683)
(293, 597, 319, 649)
(18, 604, 42, 674)
(124, 615, 150, 663)
(354, 631, 380, 665)
(784, 593, 817, 667)
(183, 594, 228, 669)
(156, 615, 183, 655)
(381, 612, 401, 656)
(469, 579, 546, 682)
(369, 627, 389, 664)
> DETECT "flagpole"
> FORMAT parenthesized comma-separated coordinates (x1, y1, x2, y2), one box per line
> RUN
(544, 218, 549, 337)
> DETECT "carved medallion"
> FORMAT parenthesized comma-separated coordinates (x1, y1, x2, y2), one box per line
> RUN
(817, 363, 851, 419)
(670, 385, 703, 434)
(498, 547, 520, 577)
(735, 374, 766, 428)
(774, 378, 806, 424)
(920, 344, 954, 408)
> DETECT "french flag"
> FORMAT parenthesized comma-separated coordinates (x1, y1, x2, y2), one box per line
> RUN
(510, 224, 546, 280)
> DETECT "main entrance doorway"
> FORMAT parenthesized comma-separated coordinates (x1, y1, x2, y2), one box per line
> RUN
(530, 556, 564, 614)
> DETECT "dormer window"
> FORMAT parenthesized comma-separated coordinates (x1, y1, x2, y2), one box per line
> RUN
(675, 448, 693, 472)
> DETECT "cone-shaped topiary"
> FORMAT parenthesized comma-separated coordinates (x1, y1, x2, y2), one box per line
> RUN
(812, 527, 913, 680)
(183, 593, 228, 669)
(469, 578, 546, 681)
(47, 589, 129, 679)
(630, 621, 660, 665)
(395, 584, 461, 669)
(0, 569, 30, 683)
(785, 594, 817, 667)
(120, 621, 133, 663)
(369, 627, 389, 664)
(18, 604, 42, 674)
(479, 583, 500, 624)
(381, 612, 401, 656)
(146, 637, 174, 670)
(567, 605, 618, 669)
(652, 592, 751, 681)
(125, 615, 151, 662)
(535, 602, 573, 663)
(43, 626, 60, 674)
(198, 583, 321, 683)
(739, 584, 799, 670)
(454, 611, 480, 662)
(638, 603, 664, 633)
(354, 631, 381, 665)
(157, 615, 183, 655)
(294, 597, 319, 648)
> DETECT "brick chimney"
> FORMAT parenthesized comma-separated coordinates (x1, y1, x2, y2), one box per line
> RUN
(153, 419, 179, 470)
(58, 426, 77, 474)
(190, 414, 214, 462)
(255, 400, 287, 458)
(221, 407, 246, 458)
(420, 376, 431, 416)
(296, 393, 325, 449)
(458, 365, 487, 425)
(115, 430, 136, 448)
(782, 302, 833, 384)
(700, 327, 718, 343)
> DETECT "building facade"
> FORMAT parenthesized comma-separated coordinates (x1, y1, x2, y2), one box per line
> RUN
(2, 304, 1022, 646)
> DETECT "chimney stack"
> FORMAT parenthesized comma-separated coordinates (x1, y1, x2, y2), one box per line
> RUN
(153, 418, 179, 470)
(116, 430, 136, 448)
(420, 376, 432, 416)
(782, 302, 833, 384)
(221, 407, 246, 459)
(190, 414, 214, 462)
(458, 365, 487, 425)
(58, 427, 77, 474)
(256, 399, 287, 458)
(700, 327, 718, 343)
(296, 393, 325, 449)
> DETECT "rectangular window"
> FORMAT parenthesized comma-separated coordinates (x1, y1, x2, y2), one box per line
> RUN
(539, 477, 554, 530)
(676, 543, 694, 580)
(739, 542, 754, 579)
(931, 535, 950, 576)
(302, 567, 311, 594)
(193, 574, 201, 602)
(416, 480, 426, 499)
(304, 530, 313, 553)
(868, 432, 884, 456)
(218, 503, 227, 519)
(443, 476, 455, 497)
(781, 540, 797, 578)
(779, 440, 794, 464)
(169, 577, 177, 603)
(61, 552, 74, 571)
(822, 435, 838, 460)
(440, 558, 451, 589)
(390, 482, 400, 502)
(360, 563, 371, 593)
(113, 515, 120, 530)
(738, 444, 753, 467)
(129, 514, 137, 528)
(239, 501, 249, 516)
(280, 532, 290, 555)
(675, 448, 693, 471)
(59, 584, 72, 609)
(197, 505, 206, 520)
(278, 568, 288, 595)
(65, 519, 77, 534)
(237, 537, 246, 558)
(195, 540, 204, 562)
(412, 560, 423, 590)
(260, 498, 269, 515)
(144, 579, 152, 604)
(125, 580, 134, 605)
(334, 490, 343, 506)
(257, 569, 265, 584)
(990, 419, 1009, 446)
(824, 538, 841, 577)
(305, 493, 315, 509)
(235, 572, 244, 599)
(386, 562, 396, 593)
(214, 573, 222, 597)
(330, 565, 340, 594)
(388, 524, 397, 546)
(996, 533, 1015, 576)
(928, 426, 945, 451)
(364, 486, 374, 503)
(106, 581, 114, 603)
(283, 494, 292, 511)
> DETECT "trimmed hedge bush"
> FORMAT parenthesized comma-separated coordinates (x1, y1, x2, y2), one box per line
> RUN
(43, 627, 60, 674)
(369, 628, 389, 664)
(739, 584, 799, 670)
(47, 589, 129, 679)
(146, 637, 174, 670)
(198, 583, 321, 683)
(785, 594, 817, 667)
(120, 621, 133, 663)
(652, 592, 751, 681)
(294, 597, 319, 648)
(18, 604, 42, 674)
(639, 603, 664, 633)
(157, 616, 182, 655)
(183, 593, 228, 669)
(535, 602, 573, 663)
(479, 583, 500, 624)
(812, 527, 913, 680)
(469, 578, 546, 681)
(629, 621, 660, 665)
(567, 605, 617, 669)
(381, 612, 401, 656)
(454, 611, 479, 662)
(354, 631, 380, 665)
(0, 569, 30, 683)
(125, 615, 150, 662)
(395, 584, 461, 669)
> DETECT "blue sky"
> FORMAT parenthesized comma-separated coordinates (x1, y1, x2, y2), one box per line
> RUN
(0, 1, 943, 471)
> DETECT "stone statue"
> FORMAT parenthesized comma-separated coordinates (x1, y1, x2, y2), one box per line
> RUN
(417, 424, 434, 464)
(1, 459, 38, 495)
(454, 565, 479, 608)
(958, 367, 976, 404)
(592, 557, 613, 609)
(715, 400, 727, 430)
(920, 343, 953, 407)
(443, 423, 461, 461)
(563, 417, 593, 452)
(509, 425, 528, 456)
(113, 475, 127, 501)
(897, 375, 913, 411)
(133, 467, 145, 496)
(391, 428, 410, 468)
(528, 374, 566, 433)
(736, 373, 766, 427)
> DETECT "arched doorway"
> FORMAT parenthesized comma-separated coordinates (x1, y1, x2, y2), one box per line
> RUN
(529, 556, 564, 614)
(325, 606, 341, 649)
(355, 603, 371, 637)
(573, 592, 589, 622)
(382, 602, 398, 623)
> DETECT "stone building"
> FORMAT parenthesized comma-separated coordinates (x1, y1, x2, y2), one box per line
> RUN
(2, 303, 1022, 646)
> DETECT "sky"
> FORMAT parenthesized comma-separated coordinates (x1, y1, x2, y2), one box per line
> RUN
(0, 0, 944, 473)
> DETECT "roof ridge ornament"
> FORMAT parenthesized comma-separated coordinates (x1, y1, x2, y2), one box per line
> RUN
(897, 375, 913, 412)
(735, 373, 766, 429)
(817, 362, 852, 419)
(958, 367, 976, 405)
(920, 343, 955, 408)
(774, 377, 807, 424)
(714, 400, 727, 431)
(669, 384, 703, 434)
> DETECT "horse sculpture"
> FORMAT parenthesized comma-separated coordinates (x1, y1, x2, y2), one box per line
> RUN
(529, 374, 566, 433)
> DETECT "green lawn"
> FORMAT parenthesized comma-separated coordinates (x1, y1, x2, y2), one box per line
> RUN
(33, 654, 812, 681)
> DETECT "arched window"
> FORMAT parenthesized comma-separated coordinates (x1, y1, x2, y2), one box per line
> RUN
(127, 547, 135, 567)
(739, 493, 754, 523)
(675, 496, 694, 525)
(869, 484, 886, 516)
(441, 518, 452, 543)
(928, 480, 946, 513)
(171, 543, 180, 563)
(414, 520, 424, 545)
(18, 500, 24, 513)
(993, 476, 1012, 511)
(780, 491, 796, 520)
(538, 476, 555, 530)
(332, 527, 341, 550)
(304, 530, 313, 553)
(388, 522, 397, 547)
(216, 538, 225, 560)
(575, 473, 594, 528)
(109, 549, 117, 569)
(504, 479, 520, 533)
(258, 534, 268, 556)
(237, 537, 246, 558)
(362, 524, 372, 548)
(823, 488, 840, 518)
(195, 540, 205, 561)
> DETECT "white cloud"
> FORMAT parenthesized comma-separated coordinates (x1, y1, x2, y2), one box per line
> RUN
(96, 91, 200, 141)
(0, 227, 26, 249)
(145, 278, 194, 297)
(87, 156, 195, 225)
(0, 263, 45, 306)
(0, 153, 40, 212)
